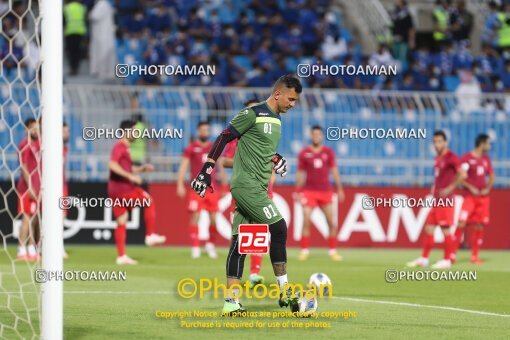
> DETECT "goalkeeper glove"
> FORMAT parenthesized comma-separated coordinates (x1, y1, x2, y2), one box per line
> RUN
(191, 161, 215, 197)
(271, 153, 287, 177)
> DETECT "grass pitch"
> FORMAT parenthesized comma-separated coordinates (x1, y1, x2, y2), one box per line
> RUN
(1, 246, 509, 339)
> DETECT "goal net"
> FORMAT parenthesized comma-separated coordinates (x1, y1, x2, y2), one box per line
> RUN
(0, 0, 63, 338)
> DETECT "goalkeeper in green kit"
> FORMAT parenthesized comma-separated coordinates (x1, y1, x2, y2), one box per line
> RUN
(191, 75, 302, 315)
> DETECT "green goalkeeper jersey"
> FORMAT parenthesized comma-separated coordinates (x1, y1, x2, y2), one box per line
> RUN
(229, 102, 281, 191)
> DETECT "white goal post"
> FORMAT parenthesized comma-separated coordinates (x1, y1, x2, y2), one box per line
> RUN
(41, 0, 63, 338)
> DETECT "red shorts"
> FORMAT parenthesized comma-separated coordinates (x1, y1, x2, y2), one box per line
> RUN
(301, 190, 333, 208)
(188, 189, 219, 213)
(18, 193, 39, 216)
(110, 187, 152, 218)
(425, 206, 454, 227)
(459, 195, 490, 225)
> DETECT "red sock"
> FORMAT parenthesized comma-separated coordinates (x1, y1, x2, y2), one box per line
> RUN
(250, 254, 262, 275)
(144, 197, 156, 236)
(190, 224, 199, 248)
(453, 227, 464, 252)
(471, 229, 484, 258)
(115, 224, 126, 257)
(444, 234, 454, 260)
(300, 235, 310, 250)
(421, 234, 434, 258)
(328, 236, 336, 251)
(208, 223, 217, 243)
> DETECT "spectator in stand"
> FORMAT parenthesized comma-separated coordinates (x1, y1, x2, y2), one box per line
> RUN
(276, 23, 302, 57)
(483, 1, 501, 47)
(321, 33, 348, 61)
(369, 43, 399, 70)
(212, 24, 235, 52)
(390, 0, 415, 64)
(256, 39, 274, 68)
(399, 71, 416, 91)
(246, 62, 271, 87)
(449, 0, 474, 45)
(432, 41, 455, 75)
(224, 55, 247, 86)
(432, 0, 451, 51)
(495, 2, 510, 50)
(183, 7, 209, 39)
(491, 75, 505, 93)
(423, 65, 444, 91)
(138, 38, 165, 85)
(477, 44, 503, 77)
(124, 8, 148, 36)
(89, 0, 116, 79)
(452, 42, 474, 71)
(64, 0, 87, 75)
(413, 45, 432, 72)
(168, 28, 191, 57)
(147, 2, 174, 36)
(239, 26, 258, 55)
(207, 10, 224, 40)
(456, 69, 481, 112)
(473, 60, 491, 92)
(360, 56, 378, 89)
(269, 55, 289, 82)
(502, 60, 510, 88)
(298, 2, 320, 55)
(208, 57, 229, 86)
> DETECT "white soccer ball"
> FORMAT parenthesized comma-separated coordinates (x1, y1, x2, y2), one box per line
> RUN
(297, 296, 318, 317)
(308, 272, 332, 296)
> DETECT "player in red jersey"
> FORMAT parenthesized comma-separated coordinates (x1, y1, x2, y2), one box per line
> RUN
(16, 118, 41, 261)
(108, 120, 166, 265)
(177, 121, 220, 259)
(452, 134, 494, 264)
(295, 125, 345, 261)
(217, 99, 272, 287)
(407, 131, 464, 269)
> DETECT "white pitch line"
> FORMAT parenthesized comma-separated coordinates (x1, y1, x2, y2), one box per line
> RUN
(3, 290, 509, 318)
(334, 296, 510, 318)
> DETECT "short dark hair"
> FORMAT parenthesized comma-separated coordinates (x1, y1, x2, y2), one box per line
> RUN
(24, 118, 36, 128)
(119, 119, 136, 130)
(311, 125, 323, 132)
(197, 121, 209, 129)
(63, 121, 68, 127)
(433, 130, 447, 141)
(243, 99, 258, 107)
(475, 133, 489, 147)
(273, 74, 302, 94)
(132, 113, 144, 123)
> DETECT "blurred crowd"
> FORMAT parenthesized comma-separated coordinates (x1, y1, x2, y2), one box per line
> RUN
(2, 0, 510, 94)
(385, 0, 510, 94)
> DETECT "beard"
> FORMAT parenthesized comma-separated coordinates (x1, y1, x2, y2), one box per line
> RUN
(198, 136, 209, 142)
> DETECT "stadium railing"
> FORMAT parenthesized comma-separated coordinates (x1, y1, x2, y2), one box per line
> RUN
(1, 85, 509, 186)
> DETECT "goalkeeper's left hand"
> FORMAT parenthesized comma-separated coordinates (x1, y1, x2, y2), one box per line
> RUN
(191, 162, 215, 197)
(271, 153, 287, 177)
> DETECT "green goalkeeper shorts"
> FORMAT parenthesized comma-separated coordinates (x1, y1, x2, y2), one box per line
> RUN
(231, 187, 283, 235)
